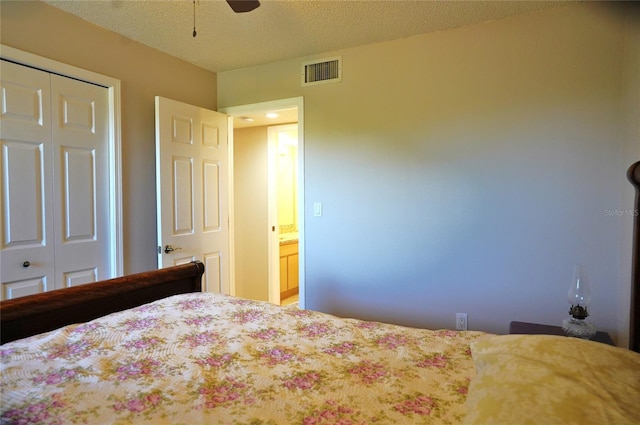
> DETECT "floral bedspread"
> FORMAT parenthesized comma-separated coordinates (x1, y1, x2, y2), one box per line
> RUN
(1, 293, 489, 424)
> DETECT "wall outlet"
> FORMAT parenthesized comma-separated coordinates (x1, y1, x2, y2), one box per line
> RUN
(456, 313, 468, 331)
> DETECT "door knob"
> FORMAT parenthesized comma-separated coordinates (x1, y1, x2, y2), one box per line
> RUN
(22, 261, 31, 268)
(164, 244, 182, 254)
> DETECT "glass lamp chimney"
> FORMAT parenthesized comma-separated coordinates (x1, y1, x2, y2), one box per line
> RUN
(568, 264, 591, 319)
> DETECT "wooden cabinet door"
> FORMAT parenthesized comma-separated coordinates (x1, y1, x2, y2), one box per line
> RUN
(288, 253, 299, 290)
(279, 256, 288, 292)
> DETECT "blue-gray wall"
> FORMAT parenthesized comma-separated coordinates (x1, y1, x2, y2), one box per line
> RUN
(219, 3, 639, 344)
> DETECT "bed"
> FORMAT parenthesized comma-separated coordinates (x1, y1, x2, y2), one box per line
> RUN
(1, 164, 639, 424)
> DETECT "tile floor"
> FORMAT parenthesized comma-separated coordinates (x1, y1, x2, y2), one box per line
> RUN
(281, 294, 299, 308)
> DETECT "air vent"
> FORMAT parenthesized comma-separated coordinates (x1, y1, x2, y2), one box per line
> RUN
(302, 56, 342, 86)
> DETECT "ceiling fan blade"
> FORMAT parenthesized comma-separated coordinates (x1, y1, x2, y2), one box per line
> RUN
(227, 0, 260, 13)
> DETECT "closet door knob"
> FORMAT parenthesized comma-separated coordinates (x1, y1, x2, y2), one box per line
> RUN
(22, 261, 31, 268)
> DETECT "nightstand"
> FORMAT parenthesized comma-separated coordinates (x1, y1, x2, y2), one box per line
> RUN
(509, 321, 615, 346)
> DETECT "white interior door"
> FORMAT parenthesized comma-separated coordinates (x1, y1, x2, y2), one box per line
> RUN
(155, 96, 230, 294)
(1, 60, 111, 299)
(0, 61, 55, 298)
(51, 74, 110, 288)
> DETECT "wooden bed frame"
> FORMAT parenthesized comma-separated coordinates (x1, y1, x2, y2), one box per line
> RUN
(0, 261, 204, 344)
(628, 160, 640, 353)
(1, 160, 639, 350)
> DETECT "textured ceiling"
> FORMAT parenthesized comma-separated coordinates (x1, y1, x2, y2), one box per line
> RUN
(43, 0, 570, 73)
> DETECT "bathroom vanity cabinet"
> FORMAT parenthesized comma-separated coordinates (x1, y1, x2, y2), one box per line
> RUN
(280, 242, 299, 298)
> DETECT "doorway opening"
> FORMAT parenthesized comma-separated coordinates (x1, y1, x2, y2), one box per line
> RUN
(269, 124, 299, 306)
(221, 97, 305, 309)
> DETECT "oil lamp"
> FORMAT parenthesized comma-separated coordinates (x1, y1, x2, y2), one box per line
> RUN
(561, 264, 597, 339)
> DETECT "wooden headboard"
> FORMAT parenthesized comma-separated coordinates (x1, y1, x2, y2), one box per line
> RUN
(628, 161, 640, 353)
(0, 261, 204, 344)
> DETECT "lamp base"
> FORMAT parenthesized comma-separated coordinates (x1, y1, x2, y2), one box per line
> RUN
(561, 317, 597, 339)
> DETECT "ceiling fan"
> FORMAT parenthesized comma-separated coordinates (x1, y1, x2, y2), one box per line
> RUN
(226, 0, 260, 13)
(192, 0, 260, 37)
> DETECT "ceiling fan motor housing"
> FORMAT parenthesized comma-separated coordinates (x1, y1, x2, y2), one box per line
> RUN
(227, 0, 260, 13)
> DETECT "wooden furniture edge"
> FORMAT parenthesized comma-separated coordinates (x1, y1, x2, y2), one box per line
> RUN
(0, 261, 204, 344)
(628, 161, 640, 353)
(509, 320, 615, 346)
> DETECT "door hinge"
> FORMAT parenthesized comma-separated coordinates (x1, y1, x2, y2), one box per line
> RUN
(157, 245, 161, 254)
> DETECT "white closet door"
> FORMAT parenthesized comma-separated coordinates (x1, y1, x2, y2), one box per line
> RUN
(50, 74, 110, 288)
(0, 60, 55, 298)
(0, 61, 111, 299)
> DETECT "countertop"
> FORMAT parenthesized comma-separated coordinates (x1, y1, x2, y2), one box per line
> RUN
(279, 233, 298, 246)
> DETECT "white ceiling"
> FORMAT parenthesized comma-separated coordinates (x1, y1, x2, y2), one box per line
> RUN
(43, 0, 570, 74)
(229, 107, 299, 128)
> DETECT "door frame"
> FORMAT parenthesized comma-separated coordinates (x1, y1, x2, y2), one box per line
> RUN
(220, 97, 305, 309)
(1, 44, 123, 278)
(267, 123, 299, 303)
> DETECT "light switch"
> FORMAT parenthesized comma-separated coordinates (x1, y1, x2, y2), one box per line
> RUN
(313, 202, 322, 217)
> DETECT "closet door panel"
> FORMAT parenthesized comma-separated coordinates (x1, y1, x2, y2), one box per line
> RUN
(0, 61, 54, 299)
(51, 75, 110, 289)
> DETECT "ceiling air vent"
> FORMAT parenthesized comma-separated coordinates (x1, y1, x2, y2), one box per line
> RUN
(302, 56, 342, 86)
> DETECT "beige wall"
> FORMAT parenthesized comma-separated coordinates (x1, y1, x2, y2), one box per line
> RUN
(1, 1, 218, 274)
(219, 3, 639, 343)
(233, 126, 269, 301)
